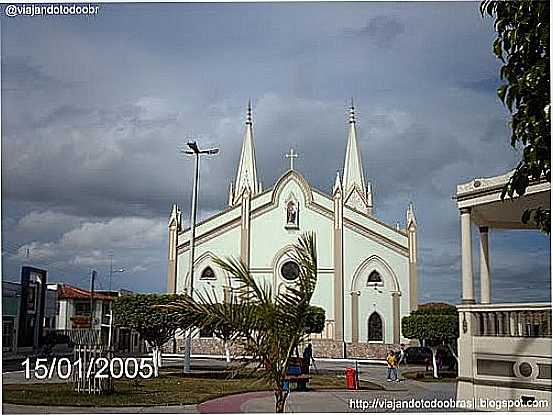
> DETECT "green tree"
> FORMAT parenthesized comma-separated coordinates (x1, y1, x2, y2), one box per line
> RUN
(165, 232, 318, 413)
(304, 305, 325, 335)
(401, 303, 459, 378)
(112, 293, 185, 376)
(481, 0, 550, 233)
(201, 304, 325, 363)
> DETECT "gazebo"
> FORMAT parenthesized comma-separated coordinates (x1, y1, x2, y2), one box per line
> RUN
(455, 170, 551, 410)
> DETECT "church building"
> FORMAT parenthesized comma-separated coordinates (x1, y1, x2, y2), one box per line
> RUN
(167, 103, 418, 348)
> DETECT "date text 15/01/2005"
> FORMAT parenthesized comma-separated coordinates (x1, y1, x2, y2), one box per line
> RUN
(22, 357, 155, 380)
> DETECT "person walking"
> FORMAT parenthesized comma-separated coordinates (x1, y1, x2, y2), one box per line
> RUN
(386, 350, 398, 382)
(302, 343, 313, 374)
(396, 344, 406, 381)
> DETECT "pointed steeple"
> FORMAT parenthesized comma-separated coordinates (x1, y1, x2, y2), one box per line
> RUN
(343, 100, 366, 193)
(406, 202, 417, 231)
(228, 182, 234, 207)
(333, 171, 343, 195)
(342, 100, 372, 215)
(367, 182, 374, 215)
(169, 204, 181, 229)
(232, 101, 259, 204)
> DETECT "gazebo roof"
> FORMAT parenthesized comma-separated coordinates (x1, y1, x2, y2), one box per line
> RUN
(455, 170, 550, 229)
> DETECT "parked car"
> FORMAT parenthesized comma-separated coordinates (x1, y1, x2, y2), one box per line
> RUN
(404, 346, 457, 371)
(404, 346, 432, 364)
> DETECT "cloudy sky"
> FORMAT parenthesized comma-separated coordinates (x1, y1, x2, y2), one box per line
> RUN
(1, 1, 550, 304)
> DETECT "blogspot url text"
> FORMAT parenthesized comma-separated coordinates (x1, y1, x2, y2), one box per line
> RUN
(349, 397, 549, 411)
(5, 4, 100, 18)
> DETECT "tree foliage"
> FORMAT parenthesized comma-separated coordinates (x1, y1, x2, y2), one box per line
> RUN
(402, 304, 459, 348)
(402, 313, 458, 347)
(415, 303, 458, 316)
(402, 303, 459, 378)
(112, 293, 185, 349)
(164, 232, 318, 413)
(481, 0, 550, 233)
(304, 305, 325, 334)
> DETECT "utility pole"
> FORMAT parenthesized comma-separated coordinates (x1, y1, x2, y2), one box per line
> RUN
(181, 141, 219, 373)
(107, 306, 114, 349)
(106, 257, 124, 350)
(109, 255, 113, 292)
(90, 270, 96, 329)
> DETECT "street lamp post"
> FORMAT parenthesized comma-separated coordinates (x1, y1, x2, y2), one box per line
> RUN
(108, 255, 126, 292)
(107, 258, 125, 350)
(181, 141, 219, 373)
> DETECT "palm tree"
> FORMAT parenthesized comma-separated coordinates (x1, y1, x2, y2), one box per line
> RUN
(166, 232, 318, 413)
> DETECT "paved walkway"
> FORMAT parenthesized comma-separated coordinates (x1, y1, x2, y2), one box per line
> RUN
(3, 359, 452, 414)
(198, 391, 273, 413)
(3, 379, 456, 414)
(241, 379, 457, 413)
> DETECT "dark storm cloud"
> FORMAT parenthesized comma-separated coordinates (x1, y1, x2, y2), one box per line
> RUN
(1, 57, 61, 92)
(1, 2, 549, 299)
(347, 15, 406, 48)
(459, 76, 500, 95)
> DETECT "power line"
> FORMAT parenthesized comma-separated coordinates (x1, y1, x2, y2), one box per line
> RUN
(2, 241, 123, 291)
(1, 243, 92, 281)
(2, 239, 135, 290)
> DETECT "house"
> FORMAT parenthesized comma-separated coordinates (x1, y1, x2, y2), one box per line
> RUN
(2, 281, 21, 352)
(49, 283, 146, 354)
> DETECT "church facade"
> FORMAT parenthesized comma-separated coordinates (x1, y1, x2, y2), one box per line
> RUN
(167, 103, 418, 347)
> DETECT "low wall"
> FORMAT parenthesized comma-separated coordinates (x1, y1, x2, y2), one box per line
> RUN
(312, 339, 398, 359)
(163, 337, 396, 360)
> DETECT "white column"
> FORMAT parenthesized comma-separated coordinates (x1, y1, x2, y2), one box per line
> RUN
(460, 208, 475, 304)
(350, 292, 359, 344)
(333, 190, 344, 345)
(479, 226, 491, 304)
(392, 292, 401, 344)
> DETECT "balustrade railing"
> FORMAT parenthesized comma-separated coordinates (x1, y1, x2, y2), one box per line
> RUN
(475, 310, 551, 337)
(461, 304, 552, 337)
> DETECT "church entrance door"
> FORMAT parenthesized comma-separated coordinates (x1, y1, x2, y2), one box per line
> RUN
(368, 312, 383, 341)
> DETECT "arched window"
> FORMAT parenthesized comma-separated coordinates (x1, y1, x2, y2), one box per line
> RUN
(200, 266, 216, 280)
(368, 312, 383, 341)
(367, 271, 382, 284)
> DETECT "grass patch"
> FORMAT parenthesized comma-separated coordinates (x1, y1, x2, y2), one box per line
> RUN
(402, 370, 458, 383)
(3, 371, 381, 407)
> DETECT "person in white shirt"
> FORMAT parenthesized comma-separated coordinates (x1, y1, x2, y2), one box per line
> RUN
(396, 344, 406, 381)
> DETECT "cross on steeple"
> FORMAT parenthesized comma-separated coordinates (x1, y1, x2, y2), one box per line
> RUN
(285, 148, 299, 170)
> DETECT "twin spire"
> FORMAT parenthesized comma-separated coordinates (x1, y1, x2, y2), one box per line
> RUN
(229, 100, 374, 216)
(343, 102, 365, 191)
(229, 101, 261, 205)
(337, 100, 373, 215)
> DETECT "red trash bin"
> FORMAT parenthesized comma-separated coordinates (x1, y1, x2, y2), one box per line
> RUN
(345, 368, 358, 390)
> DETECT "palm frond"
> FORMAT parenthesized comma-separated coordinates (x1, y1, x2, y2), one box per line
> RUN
(165, 232, 318, 411)
(212, 256, 272, 304)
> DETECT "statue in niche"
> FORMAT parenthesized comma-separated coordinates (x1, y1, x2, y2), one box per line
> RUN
(286, 200, 299, 228)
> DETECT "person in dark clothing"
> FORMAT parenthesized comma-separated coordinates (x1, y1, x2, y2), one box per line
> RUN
(302, 343, 313, 374)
